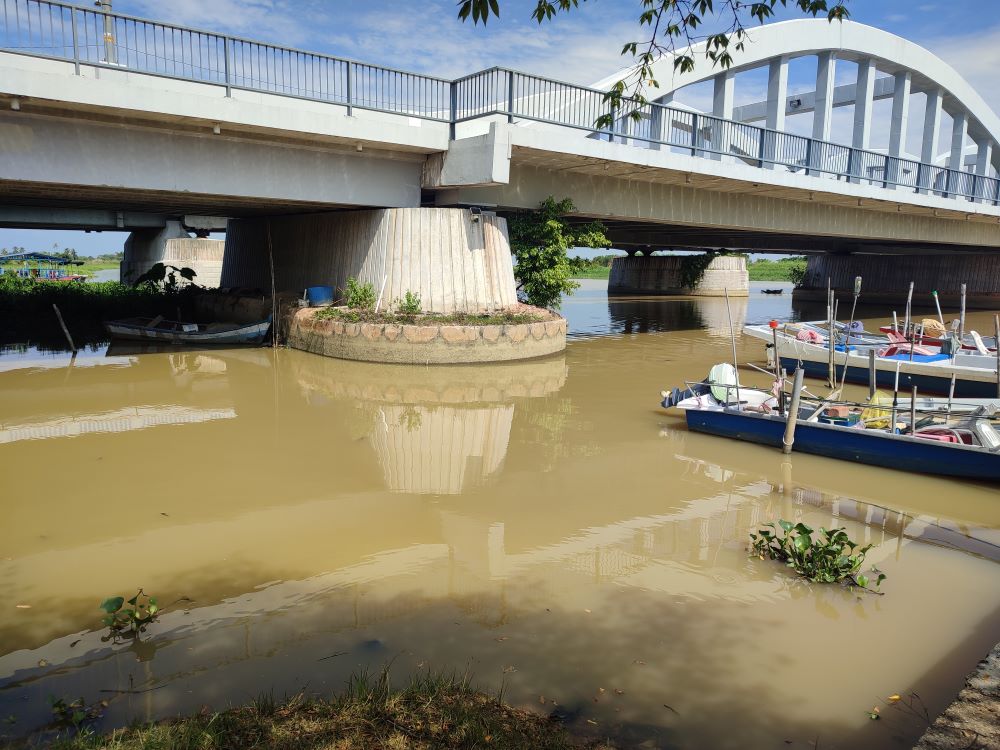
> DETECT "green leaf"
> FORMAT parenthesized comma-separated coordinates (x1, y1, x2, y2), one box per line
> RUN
(793, 522, 813, 535)
(100, 597, 124, 614)
(856, 573, 869, 588)
(778, 520, 793, 533)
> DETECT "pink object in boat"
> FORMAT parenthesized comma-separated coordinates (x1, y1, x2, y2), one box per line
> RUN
(796, 329, 823, 343)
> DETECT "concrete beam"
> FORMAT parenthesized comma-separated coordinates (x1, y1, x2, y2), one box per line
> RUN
(886, 71, 911, 187)
(422, 122, 510, 189)
(974, 139, 994, 202)
(736, 74, 895, 123)
(812, 52, 836, 143)
(0, 205, 167, 230)
(0, 111, 423, 211)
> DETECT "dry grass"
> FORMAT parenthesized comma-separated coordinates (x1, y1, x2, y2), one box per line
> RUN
(19, 671, 611, 750)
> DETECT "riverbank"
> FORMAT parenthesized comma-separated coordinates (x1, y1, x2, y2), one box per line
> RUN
(12, 672, 609, 750)
(747, 257, 806, 282)
(0, 276, 193, 345)
(915, 641, 1000, 750)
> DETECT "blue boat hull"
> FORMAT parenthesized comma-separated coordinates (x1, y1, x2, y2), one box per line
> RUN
(684, 408, 1000, 481)
(779, 356, 998, 398)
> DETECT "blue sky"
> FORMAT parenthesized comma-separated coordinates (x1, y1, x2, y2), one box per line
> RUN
(5, 0, 1000, 256)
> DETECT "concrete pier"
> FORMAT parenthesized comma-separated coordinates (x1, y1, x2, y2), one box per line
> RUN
(795, 253, 1000, 309)
(221, 208, 518, 314)
(608, 255, 749, 297)
(121, 220, 224, 287)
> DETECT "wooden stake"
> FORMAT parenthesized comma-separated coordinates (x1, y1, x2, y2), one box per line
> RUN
(266, 222, 278, 348)
(52, 304, 77, 353)
(724, 288, 740, 406)
(995, 314, 999, 398)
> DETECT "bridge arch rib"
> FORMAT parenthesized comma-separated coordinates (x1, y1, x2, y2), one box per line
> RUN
(578, 20, 1000, 191)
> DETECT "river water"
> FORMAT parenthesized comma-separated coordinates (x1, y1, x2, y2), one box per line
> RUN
(1, 280, 998, 749)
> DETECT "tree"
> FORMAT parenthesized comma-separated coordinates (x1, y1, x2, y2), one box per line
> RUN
(458, 0, 849, 128)
(508, 197, 609, 308)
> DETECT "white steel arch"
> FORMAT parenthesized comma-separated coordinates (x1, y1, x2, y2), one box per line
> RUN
(589, 19, 1000, 173)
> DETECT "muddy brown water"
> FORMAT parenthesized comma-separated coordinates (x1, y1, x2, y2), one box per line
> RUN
(1, 281, 998, 749)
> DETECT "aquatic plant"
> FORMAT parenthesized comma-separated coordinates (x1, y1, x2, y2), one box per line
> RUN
(132, 262, 197, 291)
(49, 696, 106, 731)
(397, 290, 422, 316)
(344, 277, 376, 310)
(100, 589, 159, 638)
(749, 520, 886, 591)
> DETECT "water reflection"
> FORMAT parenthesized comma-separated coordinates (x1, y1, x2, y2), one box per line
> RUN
(291, 356, 567, 495)
(2, 289, 999, 749)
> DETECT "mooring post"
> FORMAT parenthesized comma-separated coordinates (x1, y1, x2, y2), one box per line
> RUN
(782, 368, 805, 455)
(52, 304, 77, 353)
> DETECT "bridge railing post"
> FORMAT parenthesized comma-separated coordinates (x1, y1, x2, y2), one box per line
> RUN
(506, 70, 514, 124)
(449, 79, 457, 140)
(757, 127, 766, 168)
(223, 37, 232, 97)
(804, 139, 813, 175)
(346, 61, 353, 117)
(993, 177, 1000, 206)
(70, 6, 80, 75)
(883, 155, 890, 188)
(690, 113, 699, 157)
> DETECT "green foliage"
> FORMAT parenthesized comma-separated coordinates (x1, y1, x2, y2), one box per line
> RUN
(133, 262, 197, 292)
(0, 274, 195, 346)
(566, 254, 618, 278)
(314, 307, 544, 326)
(344, 278, 376, 310)
(750, 520, 886, 591)
(507, 197, 610, 308)
(458, 1, 847, 132)
(397, 290, 422, 316)
(100, 589, 159, 639)
(677, 250, 745, 290)
(747, 256, 807, 283)
(49, 696, 106, 731)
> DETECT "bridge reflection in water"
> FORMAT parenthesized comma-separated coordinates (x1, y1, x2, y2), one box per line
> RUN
(0, 337, 997, 749)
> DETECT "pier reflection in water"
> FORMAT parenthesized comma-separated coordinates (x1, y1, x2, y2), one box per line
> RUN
(1, 286, 999, 750)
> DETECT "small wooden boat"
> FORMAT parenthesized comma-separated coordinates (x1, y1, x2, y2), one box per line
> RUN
(104, 316, 271, 345)
(744, 321, 999, 398)
(661, 365, 1000, 481)
(761, 288, 784, 295)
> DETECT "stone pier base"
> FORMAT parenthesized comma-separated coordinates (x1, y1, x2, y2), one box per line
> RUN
(794, 253, 1000, 309)
(608, 255, 749, 296)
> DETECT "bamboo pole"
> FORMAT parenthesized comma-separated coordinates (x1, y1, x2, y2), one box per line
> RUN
(52, 304, 77, 353)
(995, 314, 999, 398)
(838, 276, 862, 392)
(910, 386, 917, 436)
(903, 281, 914, 334)
(868, 349, 876, 400)
(827, 284, 835, 388)
(724, 288, 740, 406)
(782, 368, 805, 455)
(265, 222, 278, 349)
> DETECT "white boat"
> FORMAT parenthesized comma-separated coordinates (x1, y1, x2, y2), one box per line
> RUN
(104, 316, 271, 345)
(744, 322, 999, 398)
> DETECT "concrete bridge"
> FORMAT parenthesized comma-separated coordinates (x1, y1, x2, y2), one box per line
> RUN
(2, 0, 1000, 306)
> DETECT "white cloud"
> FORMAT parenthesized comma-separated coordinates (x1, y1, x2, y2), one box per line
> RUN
(921, 25, 1000, 117)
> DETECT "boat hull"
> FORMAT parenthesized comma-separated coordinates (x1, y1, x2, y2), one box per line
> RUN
(683, 408, 1000, 481)
(104, 320, 270, 345)
(778, 357, 1000, 398)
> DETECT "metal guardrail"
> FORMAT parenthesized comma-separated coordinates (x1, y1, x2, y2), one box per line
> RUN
(2, 0, 998, 206)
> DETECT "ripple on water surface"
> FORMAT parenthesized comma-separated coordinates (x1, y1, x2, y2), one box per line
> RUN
(1, 284, 998, 749)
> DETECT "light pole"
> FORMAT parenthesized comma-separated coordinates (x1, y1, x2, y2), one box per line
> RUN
(95, 0, 116, 65)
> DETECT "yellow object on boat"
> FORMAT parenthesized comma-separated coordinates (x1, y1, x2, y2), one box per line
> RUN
(860, 392, 893, 429)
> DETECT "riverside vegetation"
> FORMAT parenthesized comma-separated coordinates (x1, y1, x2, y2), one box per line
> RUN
(314, 280, 548, 326)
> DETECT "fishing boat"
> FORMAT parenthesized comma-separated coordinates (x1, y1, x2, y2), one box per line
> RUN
(661, 365, 1000, 481)
(104, 316, 271, 345)
(1, 251, 87, 282)
(744, 321, 1000, 398)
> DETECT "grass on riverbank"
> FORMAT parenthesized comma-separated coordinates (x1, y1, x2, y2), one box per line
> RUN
(25, 671, 608, 750)
(747, 256, 807, 282)
(313, 307, 548, 326)
(569, 267, 610, 279)
(0, 275, 191, 344)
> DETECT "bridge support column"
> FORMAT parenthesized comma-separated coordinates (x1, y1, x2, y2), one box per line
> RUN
(763, 56, 788, 169)
(221, 208, 518, 314)
(850, 58, 876, 183)
(974, 139, 994, 203)
(121, 220, 224, 287)
(919, 89, 943, 194)
(793, 253, 1000, 310)
(712, 71, 734, 161)
(608, 254, 748, 297)
(948, 111, 969, 197)
(886, 71, 911, 188)
(809, 51, 836, 176)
